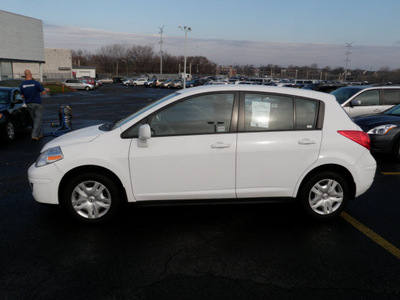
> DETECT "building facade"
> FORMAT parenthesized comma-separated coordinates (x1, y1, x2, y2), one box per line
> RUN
(0, 10, 74, 82)
(0, 10, 45, 80)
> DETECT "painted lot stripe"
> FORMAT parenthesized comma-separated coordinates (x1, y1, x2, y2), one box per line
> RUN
(381, 172, 400, 175)
(341, 212, 400, 260)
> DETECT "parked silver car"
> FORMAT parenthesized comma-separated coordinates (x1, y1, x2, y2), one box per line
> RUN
(64, 79, 95, 90)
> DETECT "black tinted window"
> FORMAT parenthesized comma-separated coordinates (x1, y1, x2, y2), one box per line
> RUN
(383, 89, 400, 105)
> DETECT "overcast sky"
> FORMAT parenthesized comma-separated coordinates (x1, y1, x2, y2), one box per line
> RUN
(2, 0, 400, 70)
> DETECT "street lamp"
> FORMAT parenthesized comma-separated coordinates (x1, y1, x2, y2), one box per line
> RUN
(179, 25, 191, 88)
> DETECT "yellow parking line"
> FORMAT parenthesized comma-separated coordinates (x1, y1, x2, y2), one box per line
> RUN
(381, 172, 400, 175)
(341, 212, 400, 260)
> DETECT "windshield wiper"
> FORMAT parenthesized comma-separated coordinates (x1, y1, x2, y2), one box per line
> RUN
(99, 119, 120, 131)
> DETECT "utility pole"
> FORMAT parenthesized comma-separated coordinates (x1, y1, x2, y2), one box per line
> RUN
(344, 42, 353, 82)
(178, 25, 191, 88)
(159, 26, 164, 75)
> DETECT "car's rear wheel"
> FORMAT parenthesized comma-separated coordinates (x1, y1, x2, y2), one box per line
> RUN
(60, 173, 120, 223)
(299, 171, 349, 220)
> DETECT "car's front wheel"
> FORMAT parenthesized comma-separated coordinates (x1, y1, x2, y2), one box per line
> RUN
(4, 119, 15, 141)
(392, 139, 400, 162)
(60, 173, 121, 223)
(299, 171, 349, 220)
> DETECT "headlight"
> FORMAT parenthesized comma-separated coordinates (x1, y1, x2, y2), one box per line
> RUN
(367, 124, 397, 135)
(36, 146, 64, 167)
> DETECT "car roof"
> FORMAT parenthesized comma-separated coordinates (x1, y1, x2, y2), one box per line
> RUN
(176, 84, 334, 100)
(0, 87, 19, 91)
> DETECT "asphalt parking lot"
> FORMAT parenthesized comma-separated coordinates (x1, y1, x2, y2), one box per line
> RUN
(1, 84, 400, 299)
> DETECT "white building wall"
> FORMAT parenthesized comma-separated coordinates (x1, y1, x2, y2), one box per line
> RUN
(0, 10, 44, 62)
(43, 48, 72, 81)
(13, 62, 42, 79)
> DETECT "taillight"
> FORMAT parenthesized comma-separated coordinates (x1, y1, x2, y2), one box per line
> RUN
(337, 130, 371, 150)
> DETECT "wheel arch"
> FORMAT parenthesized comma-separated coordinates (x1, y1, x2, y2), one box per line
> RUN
(58, 165, 128, 204)
(296, 164, 356, 200)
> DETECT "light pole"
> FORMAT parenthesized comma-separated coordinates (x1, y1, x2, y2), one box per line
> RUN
(159, 25, 164, 75)
(179, 25, 191, 88)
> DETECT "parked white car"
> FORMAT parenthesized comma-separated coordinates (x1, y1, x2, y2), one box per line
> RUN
(28, 85, 376, 223)
(331, 85, 400, 117)
(132, 78, 147, 86)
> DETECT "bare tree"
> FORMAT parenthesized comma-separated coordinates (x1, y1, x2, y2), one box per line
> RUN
(98, 44, 128, 76)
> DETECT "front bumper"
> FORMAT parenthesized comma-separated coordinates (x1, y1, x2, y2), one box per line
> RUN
(369, 134, 393, 154)
(28, 162, 65, 205)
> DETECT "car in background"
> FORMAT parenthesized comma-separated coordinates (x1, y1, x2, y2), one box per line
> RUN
(303, 83, 344, 93)
(132, 78, 147, 86)
(204, 81, 228, 86)
(153, 79, 166, 88)
(64, 79, 95, 90)
(186, 78, 209, 88)
(98, 78, 113, 84)
(331, 85, 400, 117)
(28, 85, 376, 223)
(0, 87, 31, 142)
(161, 79, 174, 88)
(144, 78, 156, 87)
(353, 104, 400, 162)
(79, 77, 96, 86)
(170, 79, 183, 89)
(122, 78, 133, 86)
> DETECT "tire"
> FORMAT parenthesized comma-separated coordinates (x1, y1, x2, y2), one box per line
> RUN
(4, 119, 15, 141)
(392, 139, 400, 162)
(85, 86, 90, 91)
(299, 171, 349, 220)
(60, 173, 121, 223)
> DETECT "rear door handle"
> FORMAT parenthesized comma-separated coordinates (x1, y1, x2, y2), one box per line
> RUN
(298, 138, 316, 145)
(211, 142, 231, 149)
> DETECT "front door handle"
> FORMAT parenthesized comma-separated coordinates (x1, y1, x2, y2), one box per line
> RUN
(298, 138, 316, 145)
(211, 142, 231, 149)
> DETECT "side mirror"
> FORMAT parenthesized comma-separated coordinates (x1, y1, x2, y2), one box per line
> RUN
(138, 124, 151, 140)
(138, 124, 151, 148)
(351, 99, 362, 107)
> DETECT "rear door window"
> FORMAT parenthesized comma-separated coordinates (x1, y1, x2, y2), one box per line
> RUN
(244, 94, 294, 131)
(383, 89, 400, 105)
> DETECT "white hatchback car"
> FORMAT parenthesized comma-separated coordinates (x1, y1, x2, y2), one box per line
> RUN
(28, 86, 376, 223)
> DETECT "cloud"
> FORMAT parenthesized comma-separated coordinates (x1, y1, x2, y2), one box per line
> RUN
(44, 24, 400, 70)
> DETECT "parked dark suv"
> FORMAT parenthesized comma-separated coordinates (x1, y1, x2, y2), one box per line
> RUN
(0, 87, 31, 142)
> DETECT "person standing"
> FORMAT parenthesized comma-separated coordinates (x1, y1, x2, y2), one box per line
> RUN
(20, 70, 47, 141)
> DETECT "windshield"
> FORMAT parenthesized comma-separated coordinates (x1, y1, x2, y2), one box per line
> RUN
(384, 104, 400, 116)
(330, 86, 367, 104)
(102, 92, 181, 131)
(0, 90, 10, 104)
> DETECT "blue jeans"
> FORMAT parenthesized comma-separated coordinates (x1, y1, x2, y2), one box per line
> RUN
(27, 103, 43, 138)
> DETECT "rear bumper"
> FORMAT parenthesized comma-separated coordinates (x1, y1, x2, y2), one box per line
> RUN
(353, 151, 377, 197)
